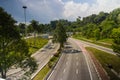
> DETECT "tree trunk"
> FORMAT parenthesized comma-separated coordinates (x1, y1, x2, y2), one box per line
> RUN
(1, 69, 6, 79)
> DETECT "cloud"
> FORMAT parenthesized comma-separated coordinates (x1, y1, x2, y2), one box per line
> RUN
(19, 0, 120, 23)
(63, 1, 89, 20)
(63, 0, 120, 21)
(19, 0, 64, 23)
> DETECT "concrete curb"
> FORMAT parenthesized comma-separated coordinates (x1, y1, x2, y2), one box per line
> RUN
(44, 53, 62, 80)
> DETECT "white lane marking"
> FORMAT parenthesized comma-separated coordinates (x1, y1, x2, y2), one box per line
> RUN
(47, 54, 63, 80)
(66, 62, 68, 65)
(60, 78, 63, 80)
(76, 69, 78, 74)
(63, 69, 66, 73)
(83, 52, 93, 80)
(71, 39, 93, 80)
(76, 57, 78, 60)
(76, 62, 79, 66)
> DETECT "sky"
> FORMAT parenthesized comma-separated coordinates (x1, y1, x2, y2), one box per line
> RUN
(0, 0, 120, 24)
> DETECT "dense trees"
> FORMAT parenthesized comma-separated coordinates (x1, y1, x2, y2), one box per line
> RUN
(111, 28, 120, 54)
(0, 7, 37, 78)
(70, 8, 120, 40)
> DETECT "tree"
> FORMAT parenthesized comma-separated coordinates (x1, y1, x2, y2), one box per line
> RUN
(100, 20, 116, 38)
(30, 20, 39, 46)
(94, 28, 100, 40)
(27, 24, 34, 34)
(53, 22, 67, 49)
(0, 7, 37, 79)
(111, 28, 120, 54)
(18, 23, 25, 36)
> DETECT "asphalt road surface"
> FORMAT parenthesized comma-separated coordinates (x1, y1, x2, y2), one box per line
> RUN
(71, 38, 117, 55)
(47, 38, 99, 80)
(6, 40, 59, 80)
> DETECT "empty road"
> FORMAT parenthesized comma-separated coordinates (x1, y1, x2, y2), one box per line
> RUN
(47, 38, 99, 80)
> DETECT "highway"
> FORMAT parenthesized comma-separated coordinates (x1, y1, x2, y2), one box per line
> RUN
(47, 38, 99, 80)
(72, 38, 117, 55)
(6, 40, 60, 80)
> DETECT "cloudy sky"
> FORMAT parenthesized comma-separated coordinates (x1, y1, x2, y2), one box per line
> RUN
(0, 0, 120, 23)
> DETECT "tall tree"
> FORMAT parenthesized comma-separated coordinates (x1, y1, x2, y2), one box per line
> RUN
(30, 20, 39, 45)
(53, 22, 67, 49)
(18, 23, 25, 36)
(0, 7, 37, 79)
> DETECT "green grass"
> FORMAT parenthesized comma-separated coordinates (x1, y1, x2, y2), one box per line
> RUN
(33, 65, 50, 80)
(33, 52, 60, 80)
(25, 37, 48, 54)
(86, 47, 120, 80)
(98, 38, 113, 44)
(73, 35, 112, 48)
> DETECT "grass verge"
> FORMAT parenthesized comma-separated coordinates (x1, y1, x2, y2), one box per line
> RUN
(33, 51, 61, 80)
(73, 35, 112, 48)
(86, 47, 120, 80)
(25, 37, 48, 54)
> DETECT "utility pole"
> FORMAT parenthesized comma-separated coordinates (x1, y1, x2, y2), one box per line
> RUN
(23, 6, 27, 37)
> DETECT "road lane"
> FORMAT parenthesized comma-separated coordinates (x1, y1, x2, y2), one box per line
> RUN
(47, 39, 99, 80)
(72, 38, 117, 55)
(6, 41, 60, 80)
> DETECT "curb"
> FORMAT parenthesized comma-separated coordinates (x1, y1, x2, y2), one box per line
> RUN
(44, 53, 62, 80)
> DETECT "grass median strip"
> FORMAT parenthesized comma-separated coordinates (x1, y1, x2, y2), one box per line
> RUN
(33, 52, 60, 80)
(25, 37, 48, 54)
(86, 47, 120, 80)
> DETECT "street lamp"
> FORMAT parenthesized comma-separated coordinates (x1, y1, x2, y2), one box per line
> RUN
(23, 6, 27, 37)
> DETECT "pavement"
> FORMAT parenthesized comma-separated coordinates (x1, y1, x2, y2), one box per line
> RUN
(47, 38, 99, 80)
(6, 40, 60, 80)
(72, 38, 117, 55)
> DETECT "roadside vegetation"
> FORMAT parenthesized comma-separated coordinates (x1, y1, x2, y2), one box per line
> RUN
(33, 51, 61, 80)
(86, 47, 120, 80)
(25, 37, 48, 54)
(73, 35, 112, 48)
(0, 7, 37, 79)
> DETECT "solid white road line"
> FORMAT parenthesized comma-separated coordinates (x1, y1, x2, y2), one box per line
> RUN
(83, 52, 93, 80)
(47, 54, 63, 80)
(71, 39, 93, 80)
(76, 62, 79, 66)
(76, 69, 78, 74)
(63, 69, 66, 73)
(66, 62, 68, 65)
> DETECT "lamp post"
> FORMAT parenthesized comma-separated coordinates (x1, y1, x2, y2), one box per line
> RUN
(23, 6, 27, 37)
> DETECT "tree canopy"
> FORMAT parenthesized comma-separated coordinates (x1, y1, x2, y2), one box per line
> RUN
(0, 7, 37, 79)
(53, 22, 67, 48)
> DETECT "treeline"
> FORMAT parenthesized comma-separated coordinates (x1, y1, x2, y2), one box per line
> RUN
(17, 8, 120, 54)
(70, 8, 120, 54)
(72, 8, 120, 41)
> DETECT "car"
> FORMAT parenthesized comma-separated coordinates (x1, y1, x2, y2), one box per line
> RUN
(71, 49, 81, 53)
(65, 46, 72, 49)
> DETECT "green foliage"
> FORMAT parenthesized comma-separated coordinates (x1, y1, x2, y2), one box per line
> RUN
(18, 23, 25, 35)
(94, 28, 100, 40)
(111, 28, 120, 54)
(26, 37, 48, 54)
(82, 23, 97, 39)
(0, 7, 37, 79)
(53, 22, 67, 48)
(100, 20, 116, 38)
(72, 8, 120, 54)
